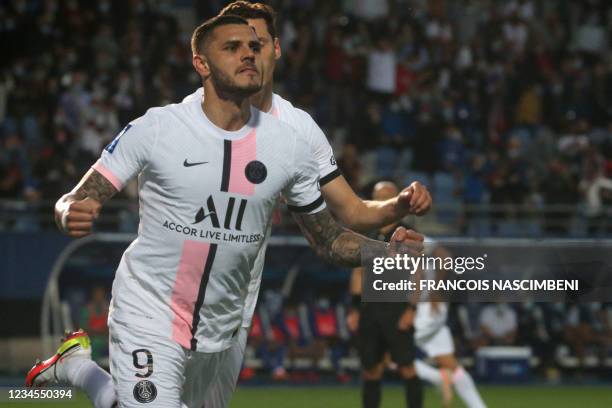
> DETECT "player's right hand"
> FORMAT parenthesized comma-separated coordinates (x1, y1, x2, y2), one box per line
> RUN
(57, 198, 101, 237)
(397, 181, 432, 216)
(347, 309, 360, 332)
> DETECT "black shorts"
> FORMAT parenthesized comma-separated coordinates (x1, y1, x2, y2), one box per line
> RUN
(358, 303, 415, 370)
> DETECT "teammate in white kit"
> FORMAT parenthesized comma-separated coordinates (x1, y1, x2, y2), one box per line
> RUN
(413, 239, 487, 408)
(26, 15, 426, 408)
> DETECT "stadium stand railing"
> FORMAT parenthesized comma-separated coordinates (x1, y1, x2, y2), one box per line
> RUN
(2, 199, 611, 238)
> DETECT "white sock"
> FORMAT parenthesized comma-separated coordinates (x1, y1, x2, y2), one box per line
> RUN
(60, 358, 117, 408)
(452, 366, 486, 408)
(415, 360, 443, 385)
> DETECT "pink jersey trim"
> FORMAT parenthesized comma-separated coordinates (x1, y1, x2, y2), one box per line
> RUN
(170, 241, 210, 349)
(228, 128, 256, 196)
(92, 161, 123, 191)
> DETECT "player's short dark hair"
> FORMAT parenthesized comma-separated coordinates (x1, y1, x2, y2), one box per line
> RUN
(191, 14, 250, 55)
(219, 1, 277, 39)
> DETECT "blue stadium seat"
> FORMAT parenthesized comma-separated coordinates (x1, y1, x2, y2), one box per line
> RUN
(394, 148, 414, 180)
(403, 171, 430, 187)
(375, 147, 399, 179)
(433, 172, 461, 226)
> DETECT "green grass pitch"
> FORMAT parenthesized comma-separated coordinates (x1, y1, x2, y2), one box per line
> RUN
(4, 385, 612, 407)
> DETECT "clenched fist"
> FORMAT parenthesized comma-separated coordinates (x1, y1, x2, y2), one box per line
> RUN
(397, 181, 431, 216)
(389, 226, 424, 255)
(56, 197, 101, 238)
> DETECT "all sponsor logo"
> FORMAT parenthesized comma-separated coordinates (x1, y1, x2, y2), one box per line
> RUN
(193, 195, 247, 231)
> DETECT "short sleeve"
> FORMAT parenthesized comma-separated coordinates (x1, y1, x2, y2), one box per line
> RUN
(302, 112, 341, 187)
(283, 132, 326, 214)
(91, 111, 158, 191)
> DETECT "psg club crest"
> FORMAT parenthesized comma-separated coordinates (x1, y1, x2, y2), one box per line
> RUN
(133, 380, 157, 403)
(245, 160, 267, 184)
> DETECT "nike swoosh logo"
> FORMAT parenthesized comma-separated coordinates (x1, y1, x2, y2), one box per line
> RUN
(183, 159, 208, 167)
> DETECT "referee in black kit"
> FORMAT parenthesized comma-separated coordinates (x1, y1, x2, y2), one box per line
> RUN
(347, 181, 424, 408)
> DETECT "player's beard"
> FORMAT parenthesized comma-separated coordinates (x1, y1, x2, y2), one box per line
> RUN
(208, 61, 262, 100)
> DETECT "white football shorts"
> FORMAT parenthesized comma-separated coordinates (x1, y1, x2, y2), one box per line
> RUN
(109, 317, 226, 407)
(203, 326, 249, 408)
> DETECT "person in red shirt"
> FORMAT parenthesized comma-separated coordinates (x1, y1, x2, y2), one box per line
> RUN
(80, 286, 109, 360)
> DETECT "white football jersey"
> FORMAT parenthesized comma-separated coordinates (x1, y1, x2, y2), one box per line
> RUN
(182, 88, 340, 328)
(93, 97, 325, 352)
(415, 237, 448, 336)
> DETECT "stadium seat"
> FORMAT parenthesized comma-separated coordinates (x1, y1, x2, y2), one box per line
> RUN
(374, 147, 399, 179)
(433, 171, 461, 226)
(402, 171, 430, 188)
(394, 148, 414, 181)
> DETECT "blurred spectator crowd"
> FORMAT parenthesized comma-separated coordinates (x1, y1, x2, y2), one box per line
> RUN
(66, 283, 612, 382)
(2, 0, 612, 235)
(247, 297, 612, 382)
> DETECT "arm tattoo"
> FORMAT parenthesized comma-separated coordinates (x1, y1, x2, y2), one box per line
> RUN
(71, 169, 118, 204)
(293, 208, 387, 267)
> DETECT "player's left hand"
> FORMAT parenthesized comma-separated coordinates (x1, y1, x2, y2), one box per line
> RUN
(397, 181, 432, 216)
(389, 226, 424, 255)
(397, 308, 415, 331)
